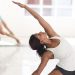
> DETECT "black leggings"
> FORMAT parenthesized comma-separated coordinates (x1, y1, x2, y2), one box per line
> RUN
(56, 66, 75, 75)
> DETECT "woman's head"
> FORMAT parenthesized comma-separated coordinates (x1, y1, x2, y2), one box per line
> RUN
(35, 32, 48, 42)
(29, 32, 47, 56)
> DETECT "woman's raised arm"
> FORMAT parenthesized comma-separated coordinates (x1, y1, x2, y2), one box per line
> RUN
(12, 1, 59, 37)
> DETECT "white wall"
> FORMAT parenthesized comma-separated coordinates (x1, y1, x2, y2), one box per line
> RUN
(0, 0, 75, 37)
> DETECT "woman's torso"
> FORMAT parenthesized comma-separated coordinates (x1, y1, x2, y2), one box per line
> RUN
(47, 36, 75, 71)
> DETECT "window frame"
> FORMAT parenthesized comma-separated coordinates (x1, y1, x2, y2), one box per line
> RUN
(25, 0, 72, 17)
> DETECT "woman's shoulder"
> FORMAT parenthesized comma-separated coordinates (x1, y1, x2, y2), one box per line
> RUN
(42, 50, 54, 59)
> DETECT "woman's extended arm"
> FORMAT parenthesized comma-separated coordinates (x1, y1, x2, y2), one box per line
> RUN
(0, 17, 14, 35)
(13, 1, 59, 37)
(32, 51, 54, 75)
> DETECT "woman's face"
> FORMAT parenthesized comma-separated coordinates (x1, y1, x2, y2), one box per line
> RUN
(35, 32, 49, 44)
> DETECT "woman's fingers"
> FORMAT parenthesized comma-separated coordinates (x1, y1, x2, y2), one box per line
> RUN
(12, 1, 21, 6)
(12, 1, 19, 4)
(12, 1, 25, 8)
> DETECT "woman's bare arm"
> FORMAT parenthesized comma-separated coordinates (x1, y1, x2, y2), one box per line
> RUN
(12, 1, 59, 37)
(0, 18, 14, 35)
(32, 51, 54, 75)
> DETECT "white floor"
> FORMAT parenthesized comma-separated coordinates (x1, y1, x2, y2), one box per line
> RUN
(0, 37, 75, 75)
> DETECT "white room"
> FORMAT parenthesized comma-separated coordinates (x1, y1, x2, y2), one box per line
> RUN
(0, 0, 75, 75)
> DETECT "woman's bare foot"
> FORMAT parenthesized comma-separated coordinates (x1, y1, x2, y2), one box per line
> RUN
(16, 39, 21, 45)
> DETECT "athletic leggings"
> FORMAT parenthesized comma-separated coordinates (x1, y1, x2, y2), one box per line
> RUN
(56, 66, 75, 75)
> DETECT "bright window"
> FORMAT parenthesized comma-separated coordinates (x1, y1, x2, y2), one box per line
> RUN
(25, 0, 72, 16)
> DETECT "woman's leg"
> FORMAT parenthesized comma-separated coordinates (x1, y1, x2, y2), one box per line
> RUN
(48, 69, 63, 75)
(0, 30, 20, 45)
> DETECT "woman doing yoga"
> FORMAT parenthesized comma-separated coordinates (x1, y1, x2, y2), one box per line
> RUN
(13, 1, 75, 75)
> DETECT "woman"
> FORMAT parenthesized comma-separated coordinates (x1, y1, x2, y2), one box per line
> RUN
(0, 16, 20, 45)
(13, 1, 75, 75)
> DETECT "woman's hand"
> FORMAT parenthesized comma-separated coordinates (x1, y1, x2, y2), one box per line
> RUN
(32, 70, 40, 75)
(12, 1, 25, 8)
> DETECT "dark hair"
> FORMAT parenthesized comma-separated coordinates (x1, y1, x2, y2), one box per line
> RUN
(29, 34, 47, 57)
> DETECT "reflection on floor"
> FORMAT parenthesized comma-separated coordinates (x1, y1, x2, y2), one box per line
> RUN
(0, 46, 22, 75)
